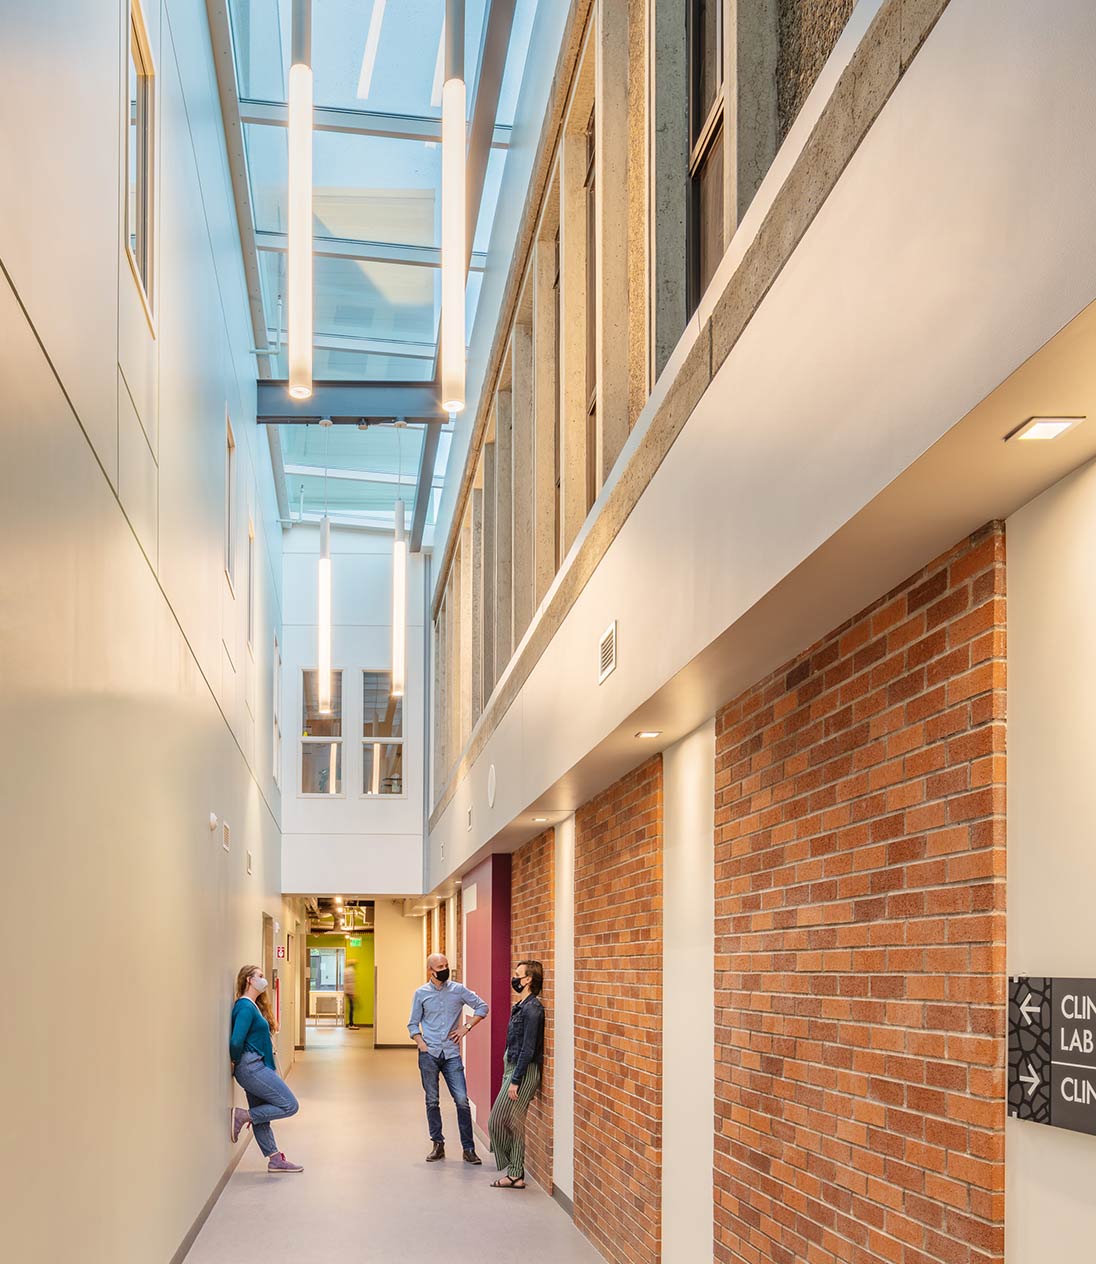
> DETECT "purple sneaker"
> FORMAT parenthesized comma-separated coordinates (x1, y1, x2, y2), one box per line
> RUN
(230, 1107, 251, 1144)
(267, 1151, 304, 1173)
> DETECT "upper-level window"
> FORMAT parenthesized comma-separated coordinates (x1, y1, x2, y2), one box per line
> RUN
(688, 0, 724, 313)
(126, 1, 155, 306)
(302, 669, 343, 795)
(553, 227, 562, 572)
(584, 104, 598, 512)
(246, 520, 256, 649)
(273, 635, 283, 788)
(225, 416, 236, 585)
(363, 670, 403, 796)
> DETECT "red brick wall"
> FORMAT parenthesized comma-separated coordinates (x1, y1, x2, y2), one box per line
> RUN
(575, 756, 663, 1264)
(511, 828, 555, 1192)
(714, 524, 1006, 1264)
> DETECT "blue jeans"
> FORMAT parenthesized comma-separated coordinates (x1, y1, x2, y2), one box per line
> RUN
(418, 1050, 475, 1152)
(233, 1052, 299, 1157)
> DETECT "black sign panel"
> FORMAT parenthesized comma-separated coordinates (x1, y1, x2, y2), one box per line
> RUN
(1010, 976, 1096, 1137)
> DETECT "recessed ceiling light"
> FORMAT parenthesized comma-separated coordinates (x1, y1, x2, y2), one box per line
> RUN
(533, 816, 549, 823)
(1006, 416, 1084, 442)
(636, 730, 662, 739)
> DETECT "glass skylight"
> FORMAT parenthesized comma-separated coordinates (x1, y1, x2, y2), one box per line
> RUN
(227, 0, 537, 529)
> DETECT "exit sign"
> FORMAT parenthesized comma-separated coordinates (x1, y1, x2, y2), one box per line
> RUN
(349, 938, 362, 947)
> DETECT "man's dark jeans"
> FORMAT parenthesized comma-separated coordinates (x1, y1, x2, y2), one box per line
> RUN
(418, 1049, 475, 1152)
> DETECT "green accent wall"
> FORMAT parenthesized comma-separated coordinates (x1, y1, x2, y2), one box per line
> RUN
(307, 933, 375, 1026)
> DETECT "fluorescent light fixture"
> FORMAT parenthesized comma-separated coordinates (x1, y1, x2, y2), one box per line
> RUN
(355, 0, 387, 100)
(533, 817, 549, 823)
(328, 741, 338, 795)
(335, 896, 343, 904)
(636, 730, 662, 739)
(391, 498, 407, 697)
(1007, 415, 1085, 442)
(440, 0, 465, 414)
(371, 742, 382, 795)
(287, 2, 313, 399)
(318, 516, 332, 713)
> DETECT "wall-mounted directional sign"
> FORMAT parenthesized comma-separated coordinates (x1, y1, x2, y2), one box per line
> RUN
(1009, 976, 1096, 1136)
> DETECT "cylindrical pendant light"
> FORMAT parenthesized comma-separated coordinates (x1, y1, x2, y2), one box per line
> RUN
(391, 497, 407, 698)
(440, 0, 466, 414)
(288, 0, 313, 399)
(317, 514, 332, 713)
(328, 741, 338, 795)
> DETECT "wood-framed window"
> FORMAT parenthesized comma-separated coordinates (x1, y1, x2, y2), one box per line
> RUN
(584, 103, 598, 513)
(301, 669, 343, 796)
(687, 0, 725, 315)
(362, 669, 404, 796)
(126, 0, 155, 307)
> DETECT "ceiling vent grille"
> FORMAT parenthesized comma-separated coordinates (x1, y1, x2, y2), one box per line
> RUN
(598, 621, 617, 685)
(222, 822, 231, 853)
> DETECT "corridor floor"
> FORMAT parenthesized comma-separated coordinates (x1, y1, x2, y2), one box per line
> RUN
(186, 1028, 602, 1264)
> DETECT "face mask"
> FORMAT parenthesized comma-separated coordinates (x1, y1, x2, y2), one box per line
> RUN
(252, 976, 268, 995)
(511, 976, 525, 994)
(434, 968, 450, 983)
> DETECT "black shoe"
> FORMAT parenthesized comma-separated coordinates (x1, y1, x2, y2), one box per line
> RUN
(463, 1150, 482, 1165)
(426, 1142, 445, 1162)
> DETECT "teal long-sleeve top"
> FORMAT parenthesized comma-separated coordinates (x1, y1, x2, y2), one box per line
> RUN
(230, 997, 275, 1070)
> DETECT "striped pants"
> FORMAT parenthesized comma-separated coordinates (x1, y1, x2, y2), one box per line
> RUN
(487, 1057, 541, 1180)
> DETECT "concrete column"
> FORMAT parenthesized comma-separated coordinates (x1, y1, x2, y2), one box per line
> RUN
(494, 388, 514, 671)
(511, 322, 534, 646)
(458, 514, 473, 747)
(470, 485, 483, 723)
(727, 0, 779, 227)
(433, 606, 446, 796)
(559, 129, 590, 556)
(662, 721, 716, 1263)
(532, 238, 558, 606)
(446, 567, 459, 765)
(650, 0, 688, 379)
(482, 441, 496, 700)
(595, 0, 633, 479)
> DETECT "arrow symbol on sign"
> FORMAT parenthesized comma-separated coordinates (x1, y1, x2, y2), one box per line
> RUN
(1019, 1062, 1040, 1098)
(1020, 994, 1040, 1025)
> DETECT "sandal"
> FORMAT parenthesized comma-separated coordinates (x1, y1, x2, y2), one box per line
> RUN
(490, 1175, 526, 1189)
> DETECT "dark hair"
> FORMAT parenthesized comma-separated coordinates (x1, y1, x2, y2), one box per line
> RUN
(518, 960, 543, 997)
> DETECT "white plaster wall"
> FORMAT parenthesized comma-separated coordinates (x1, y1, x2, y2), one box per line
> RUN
(552, 813, 576, 1200)
(1006, 457, 1096, 1260)
(374, 898, 428, 1046)
(429, 0, 1096, 889)
(281, 525, 426, 894)
(0, 2, 286, 1259)
(662, 722, 716, 1263)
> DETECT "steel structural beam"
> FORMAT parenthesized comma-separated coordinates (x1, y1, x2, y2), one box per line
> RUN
(285, 463, 421, 489)
(411, 421, 441, 553)
(466, 0, 515, 271)
(206, 1, 292, 520)
(268, 329, 436, 361)
(241, 97, 512, 148)
(255, 230, 487, 273)
(206, 4, 271, 374)
(258, 381, 446, 422)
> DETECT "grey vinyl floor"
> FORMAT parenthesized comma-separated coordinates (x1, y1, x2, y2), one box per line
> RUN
(185, 1026, 602, 1264)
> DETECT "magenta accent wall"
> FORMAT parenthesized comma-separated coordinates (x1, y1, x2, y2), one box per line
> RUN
(461, 853, 512, 1122)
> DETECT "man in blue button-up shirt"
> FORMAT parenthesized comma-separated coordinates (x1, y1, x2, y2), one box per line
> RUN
(408, 953, 489, 1163)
